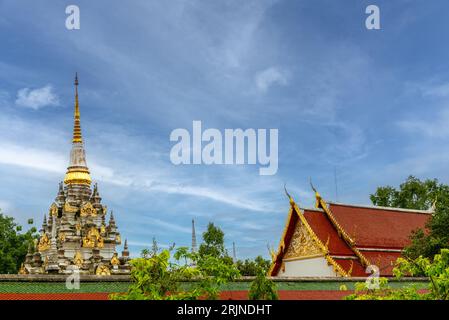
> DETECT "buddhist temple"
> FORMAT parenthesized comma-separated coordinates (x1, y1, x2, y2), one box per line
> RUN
(269, 187, 431, 277)
(19, 74, 131, 275)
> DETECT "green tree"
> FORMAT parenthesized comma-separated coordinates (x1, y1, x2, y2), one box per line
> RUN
(346, 249, 449, 300)
(370, 176, 449, 259)
(236, 256, 271, 276)
(248, 267, 278, 300)
(0, 212, 38, 274)
(199, 223, 226, 258)
(198, 222, 233, 266)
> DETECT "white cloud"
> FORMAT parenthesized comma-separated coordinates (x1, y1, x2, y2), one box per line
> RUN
(15, 85, 59, 109)
(255, 67, 288, 92)
(149, 182, 274, 212)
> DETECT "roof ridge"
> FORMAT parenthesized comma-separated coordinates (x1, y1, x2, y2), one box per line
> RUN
(327, 201, 433, 215)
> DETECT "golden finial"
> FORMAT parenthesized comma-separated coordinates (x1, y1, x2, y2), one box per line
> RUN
(72, 72, 82, 143)
(310, 178, 322, 208)
(284, 183, 295, 206)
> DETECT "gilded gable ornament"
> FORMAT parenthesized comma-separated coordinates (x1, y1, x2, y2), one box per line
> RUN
(81, 202, 96, 217)
(38, 234, 50, 252)
(96, 264, 111, 276)
(284, 219, 322, 259)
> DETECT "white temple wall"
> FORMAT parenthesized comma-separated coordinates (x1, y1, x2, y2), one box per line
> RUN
(278, 256, 340, 277)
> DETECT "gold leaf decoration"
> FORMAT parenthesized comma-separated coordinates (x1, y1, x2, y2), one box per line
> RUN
(80, 202, 96, 217)
(74, 251, 83, 267)
(96, 265, 111, 276)
(110, 253, 120, 266)
(38, 234, 50, 252)
(64, 202, 78, 213)
(49, 203, 58, 217)
(284, 219, 322, 259)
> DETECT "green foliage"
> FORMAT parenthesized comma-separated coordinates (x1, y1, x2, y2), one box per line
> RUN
(0, 212, 38, 274)
(248, 267, 278, 300)
(199, 222, 226, 258)
(236, 256, 271, 276)
(346, 249, 449, 300)
(110, 246, 240, 300)
(370, 176, 449, 259)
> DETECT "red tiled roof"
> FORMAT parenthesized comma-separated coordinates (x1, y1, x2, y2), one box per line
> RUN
(303, 209, 354, 256)
(332, 258, 366, 277)
(328, 203, 430, 249)
(361, 251, 402, 276)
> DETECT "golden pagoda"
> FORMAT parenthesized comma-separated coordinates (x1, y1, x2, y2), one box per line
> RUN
(22, 74, 130, 275)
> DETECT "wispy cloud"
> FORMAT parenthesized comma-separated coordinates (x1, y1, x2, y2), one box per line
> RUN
(149, 183, 274, 212)
(255, 67, 289, 92)
(15, 85, 59, 109)
(140, 217, 191, 234)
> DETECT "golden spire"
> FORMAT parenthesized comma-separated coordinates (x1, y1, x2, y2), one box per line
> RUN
(72, 73, 83, 143)
(64, 73, 92, 186)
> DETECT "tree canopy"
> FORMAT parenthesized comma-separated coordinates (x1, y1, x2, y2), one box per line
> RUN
(370, 176, 449, 259)
(0, 212, 37, 274)
(198, 222, 226, 258)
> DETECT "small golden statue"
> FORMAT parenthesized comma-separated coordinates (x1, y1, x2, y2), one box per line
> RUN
(115, 234, 121, 244)
(49, 203, 58, 217)
(110, 253, 120, 266)
(38, 234, 50, 252)
(74, 251, 83, 267)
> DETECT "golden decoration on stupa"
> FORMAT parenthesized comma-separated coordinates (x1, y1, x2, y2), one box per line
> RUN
(38, 234, 50, 252)
(96, 265, 111, 276)
(74, 251, 83, 267)
(110, 253, 120, 266)
(64, 202, 78, 213)
(80, 202, 96, 217)
(49, 203, 58, 217)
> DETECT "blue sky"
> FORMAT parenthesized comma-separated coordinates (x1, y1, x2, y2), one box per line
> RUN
(0, 0, 448, 259)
